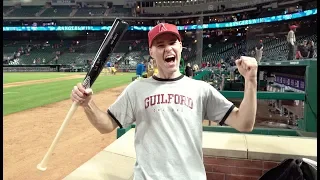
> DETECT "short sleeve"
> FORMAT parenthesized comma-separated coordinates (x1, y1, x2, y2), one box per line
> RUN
(204, 85, 235, 126)
(107, 86, 135, 129)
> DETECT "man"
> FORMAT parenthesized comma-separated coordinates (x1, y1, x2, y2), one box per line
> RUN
(110, 64, 117, 75)
(103, 60, 111, 75)
(287, 24, 297, 60)
(296, 40, 309, 59)
(136, 60, 146, 77)
(307, 40, 315, 58)
(185, 62, 193, 77)
(71, 23, 257, 180)
(255, 39, 263, 63)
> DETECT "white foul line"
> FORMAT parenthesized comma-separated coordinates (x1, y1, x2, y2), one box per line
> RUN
(3, 92, 19, 95)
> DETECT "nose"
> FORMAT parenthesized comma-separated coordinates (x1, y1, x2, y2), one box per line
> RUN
(164, 44, 173, 53)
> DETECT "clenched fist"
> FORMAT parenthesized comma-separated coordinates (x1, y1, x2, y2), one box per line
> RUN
(70, 83, 93, 106)
(235, 56, 258, 82)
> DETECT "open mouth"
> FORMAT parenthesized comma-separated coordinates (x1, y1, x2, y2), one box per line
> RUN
(164, 55, 176, 63)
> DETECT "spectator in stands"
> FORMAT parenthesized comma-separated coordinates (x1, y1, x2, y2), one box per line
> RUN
(296, 40, 309, 59)
(185, 63, 193, 77)
(220, 59, 226, 69)
(307, 40, 315, 58)
(230, 56, 235, 61)
(201, 62, 206, 68)
(287, 25, 297, 60)
(192, 64, 199, 73)
(250, 49, 255, 57)
(216, 60, 221, 69)
(255, 40, 263, 63)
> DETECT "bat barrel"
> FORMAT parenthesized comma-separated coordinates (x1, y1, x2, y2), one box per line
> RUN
(83, 18, 129, 88)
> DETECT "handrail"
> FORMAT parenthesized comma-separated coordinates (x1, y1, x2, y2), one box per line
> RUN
(221, 91, 305, 100)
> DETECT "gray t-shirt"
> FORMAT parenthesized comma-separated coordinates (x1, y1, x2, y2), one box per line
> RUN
(108, 75, 234, 180)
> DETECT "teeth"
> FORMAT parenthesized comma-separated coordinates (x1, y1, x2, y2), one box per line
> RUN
(166, 55, 175, 59)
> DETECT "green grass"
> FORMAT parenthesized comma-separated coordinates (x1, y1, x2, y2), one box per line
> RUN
(3, 72, 86, 84)
(3, 73, 134, 115)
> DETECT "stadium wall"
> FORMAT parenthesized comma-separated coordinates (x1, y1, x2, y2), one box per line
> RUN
(204, 156, 280, 180)
(142, 0, 276, 13)
(3, 64, 62, 72)
(4, 0, 129, 6)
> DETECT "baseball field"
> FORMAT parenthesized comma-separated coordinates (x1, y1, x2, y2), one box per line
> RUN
(4, 72, 135, 180)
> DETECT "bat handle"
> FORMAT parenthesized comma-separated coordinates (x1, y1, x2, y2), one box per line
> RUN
(37, 102, 79, 171)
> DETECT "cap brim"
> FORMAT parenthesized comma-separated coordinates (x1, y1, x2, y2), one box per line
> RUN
(149, 31, 181, 47)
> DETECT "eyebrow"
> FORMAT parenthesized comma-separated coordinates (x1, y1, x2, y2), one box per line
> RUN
(156, 39, 177, 45)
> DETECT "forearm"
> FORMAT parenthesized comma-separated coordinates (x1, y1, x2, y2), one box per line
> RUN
(297, 51, 302, 58)
(290, 38, 294, 45)
(83, 100, 117, 134)
(237, 80, 257, 130)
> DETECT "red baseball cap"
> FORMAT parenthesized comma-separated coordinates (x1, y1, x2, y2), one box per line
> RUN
(148, 23, 181, 47)
(290, 25, 298, 29)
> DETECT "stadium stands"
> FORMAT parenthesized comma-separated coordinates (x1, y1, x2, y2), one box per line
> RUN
(74, 7, 107, 17)
(108, 5, 132, 17)
(3, 32, 317, 68)
(41, 6, 73, 17)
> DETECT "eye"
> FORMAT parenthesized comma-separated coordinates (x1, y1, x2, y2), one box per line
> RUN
(170, 41, 176, 45)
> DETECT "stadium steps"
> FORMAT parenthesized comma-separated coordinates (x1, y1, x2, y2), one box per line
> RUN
(3, 6, 15, 16)
(7, 6, 42, 17)
(104, 8, 111, 16)
(41, 6, 73, 17)
(35, 6, 48, 17)
(70, 8, 78, 16)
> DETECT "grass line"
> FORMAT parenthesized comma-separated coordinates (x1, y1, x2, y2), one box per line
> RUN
(4, 73, 134, 115)
(3, 72, 86, 84)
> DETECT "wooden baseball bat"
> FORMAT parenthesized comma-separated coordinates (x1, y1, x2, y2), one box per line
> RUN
(37, 18, 129, 171)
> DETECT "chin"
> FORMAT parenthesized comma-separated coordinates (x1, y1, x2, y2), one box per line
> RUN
(168, 68, 180, 74)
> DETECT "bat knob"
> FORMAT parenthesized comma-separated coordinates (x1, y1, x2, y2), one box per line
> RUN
(37, 163, 47, 171)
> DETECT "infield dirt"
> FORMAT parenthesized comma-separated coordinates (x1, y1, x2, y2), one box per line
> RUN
(4, 84, 127, 180)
